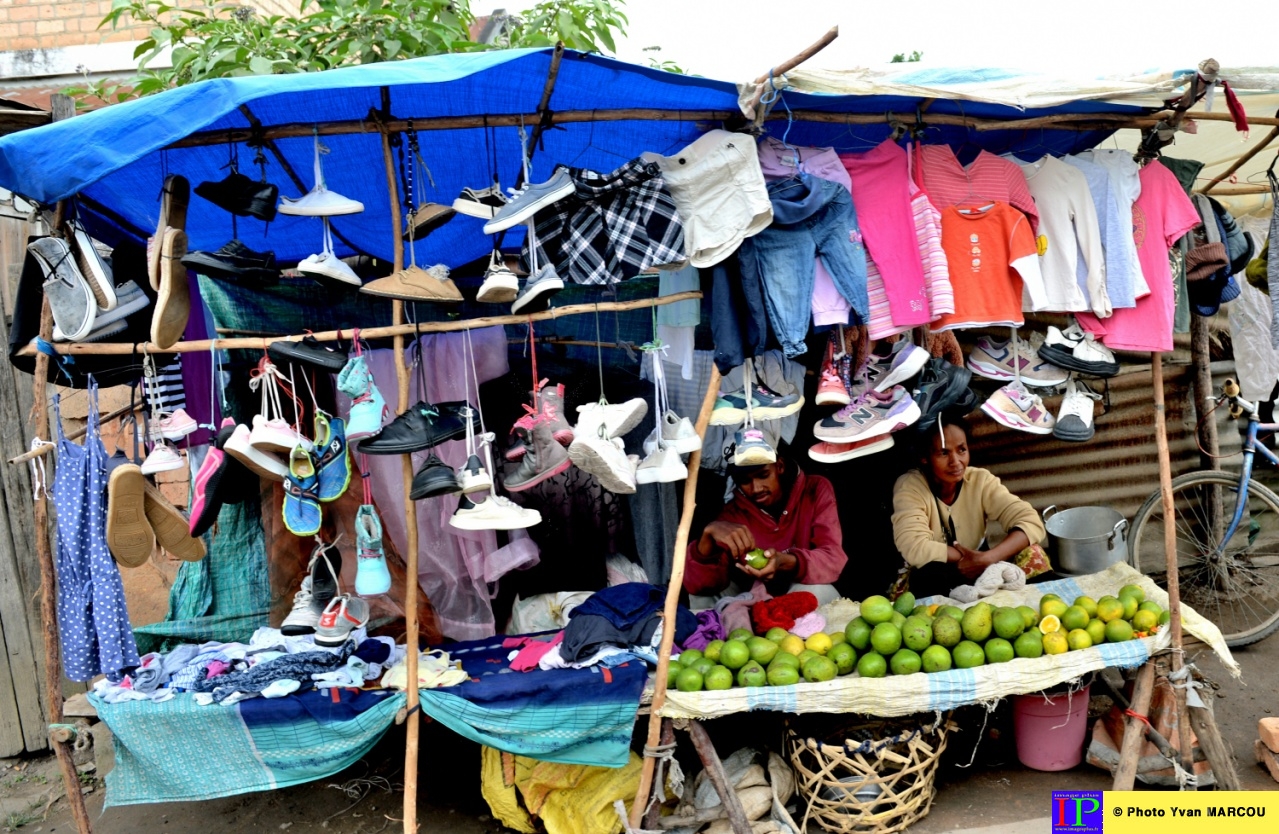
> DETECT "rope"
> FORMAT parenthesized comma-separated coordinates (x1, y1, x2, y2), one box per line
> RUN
(641, 740, 684, 810)
(28, 438, 53, 499)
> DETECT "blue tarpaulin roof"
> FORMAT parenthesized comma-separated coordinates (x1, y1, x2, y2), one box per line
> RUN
(0, 48, 1155, 269)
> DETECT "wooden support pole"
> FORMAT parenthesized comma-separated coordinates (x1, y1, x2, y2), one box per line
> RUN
(642, 719, 676, 831)
(32, 92, 94, 834)
(1187, 666, 1240, 790)
(1199, 183, 1278, 196)
(9, 400, 143, 466)
(687, 720, 752, 834)
(1190, 313, 1220, 471)
(748, 26, 840, 123)
(630, 364, 722, 828)
(14, 291, 702, 358)
(1152, 354, 1197, 789)
(1112, 661, 1157, 790)
(1201, 122, 1279, 194)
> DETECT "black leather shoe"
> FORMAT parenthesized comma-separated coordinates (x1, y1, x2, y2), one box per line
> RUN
(409, 454, 462, 500)
(195, 172, 280, 221)
(182, 239, 280, 284)
(355, 401, 478, 455)
(268, 336, 348, 373)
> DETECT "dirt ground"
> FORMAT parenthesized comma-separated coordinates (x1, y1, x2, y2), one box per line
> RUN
(3, 631, 1277, 834)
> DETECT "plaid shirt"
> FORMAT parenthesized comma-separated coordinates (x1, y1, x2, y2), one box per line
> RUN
(524, 159, 686, 286)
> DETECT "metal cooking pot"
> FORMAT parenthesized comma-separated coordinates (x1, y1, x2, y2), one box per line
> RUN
(1042, 505, 1128, 576)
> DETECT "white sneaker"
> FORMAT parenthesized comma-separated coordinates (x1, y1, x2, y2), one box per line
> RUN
(575, 398, 648, 440)
(1038, 324, 1119, 377)
(250, 414, 311, 455)
(635, 445, 688, 484)
(1053, 378, 1102, 442)
(643, 409, 702, 456)
(140, 443, 184, 475)
(476, 250, 519, 303)
(297, 251, 361, 286)
(224, 423, 288, 482)
(457, 454, 494, 495)
(449, 493, 541, 531)
(568, 430, 637, 494)
(280, 576, 321, 635)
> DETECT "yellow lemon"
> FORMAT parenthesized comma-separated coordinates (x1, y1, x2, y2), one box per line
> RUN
(1096, 597, 1125, 623)
(1066, 628, 1093, 650)
(1038, 614, 1062, 634)
(1042, 632, 1069, 655)
(805, 632, 833, 656)
(779, 635, 805, 657)
(927, 603, 941, 616)
(1072, 596, 1098, 618)
(1040, 598, 1069, 619)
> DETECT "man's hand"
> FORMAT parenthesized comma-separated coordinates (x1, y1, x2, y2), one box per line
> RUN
(737, 550, 797, 582)
(697, 521, 756, 561)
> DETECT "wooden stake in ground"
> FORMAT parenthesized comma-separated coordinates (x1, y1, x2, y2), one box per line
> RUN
(31, 92, 95, 834)
(1112, 662, 1156, 790)
(1151, 354, 1197, 789)
(630, 365, 721, 827)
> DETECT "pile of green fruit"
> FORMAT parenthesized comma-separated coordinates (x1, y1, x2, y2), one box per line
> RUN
(669, 585, 1167, 691)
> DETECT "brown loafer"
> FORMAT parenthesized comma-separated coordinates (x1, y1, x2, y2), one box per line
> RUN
(152, 227, 190, 349)
(143, 479, 206, 562)
(106, 464, 154, 568)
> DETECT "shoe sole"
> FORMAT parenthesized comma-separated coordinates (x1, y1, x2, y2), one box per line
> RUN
(751, 396, 806, 421)
(150, 175, 189, 291)
(1036, 344, 1119, 377)
(967, 357, 1017, 382)
(1053, 415, 1095, 442)
(636, 463, 688, 484)
(709, 407, 746, 427)
(576, 400, 647, 438)
(452, 199, 500, 220)
(484, 180, 577, 234)
(734, 446, 777, 467)
(152, 229, 190, 349)
(815, 389, 851, 406)
(71, 224, 116, 311)
(667, 436, 703, 454)
(980, 402, 1054, 435)
(356, 428, 467, 455)
(314, 627, 362, 648)
(225, 433, 288, 481)
(567, 441, 636, 494)
(874, 348, 930, 392)
(808, 436, 894, 463)
(280, 622, 317, 636)
(814, 402, 922, 444)
(450, 510, 541, 531)
(504, 456, 572, 492)
(143, 480, 206, 561)
(477, 276, 519, 303)
(189, 453, 226, 538)
(107, 465, 154, 567)
(141, 456, 185, 475)
(511, 276, 565, 314)
(460, 478, 495, 495)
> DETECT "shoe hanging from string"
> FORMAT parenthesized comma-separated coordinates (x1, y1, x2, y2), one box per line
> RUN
(640, 307, 671, 451)
(461, 327, 497, 476)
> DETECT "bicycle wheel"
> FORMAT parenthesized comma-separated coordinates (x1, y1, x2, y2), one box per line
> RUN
(1128, 470, 1279, 647)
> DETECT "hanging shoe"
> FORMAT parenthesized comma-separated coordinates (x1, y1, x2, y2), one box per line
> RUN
(635, 445, 688, 485)
(29, 236, 96, 342)
(250, 413, 310, 455)
(912, 357, 976, 433)
(504, 418, 572, 492)
(967, 334, 1068, 387)
(281, 576, 322, 635)
(52, 279, 150, 343)
(311, 540, 342, 609)
(534, 381, 574, 445)
(409, 453, 463, 501)
(224, 423, 288, 482)
(269, 336, 349, 373)
(867, 339, 929, 392)
(574, 398, 648, 440)
(643, 410, 701, 456)
(510, 262, 564, 314)
(816, 340, 851, 406)
(355, 505, 391, 597)
(504, 427, 531, 462)
(745, 380, 804, 420)
(278, 186, 363, 216)
(153, 408, 197, 440)
(808, 436, 895, 463)
(214, 417, 259, 501)
(568, 428, 637, 494)
(709, 389, 757, 427)
(148, 174, 190, 290)
(1037, 326, 1120, 377)
(189, 448, 227, 538)
(140, 442, 184, 475)
(195, 170, 279, 220)
(476, 249, 520, 303)
(484, 169, 576, 234)
(142, 479, 206, 561)
(453, 183, 509, 220)
(68, 221, 117, 311)
(151, 228, 190, 349)
(107, 463, 154, 568)
(731, 428, 777, 467)
(298, 250, 362, 286)
(360, 264, 462, 302)
(315, 594, 371, 647)
(283, 444, 322, 536)
(813, 387, 921, 444)
(450, 493, 542, 531)
(355, 401, 478, 455)
(313, 414, 352, 502)
(338, 354, 388, 441)
(181, 239, 280, 284)
(402, 202, 455, 240)
(981, 383, 1055, 435)
(457, 453, 493, 495)
(1053, 378, 1102, 442)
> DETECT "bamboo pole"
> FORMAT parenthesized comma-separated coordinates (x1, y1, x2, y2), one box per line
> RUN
(1112, 662, 1156, 790)
(14, 292, 702, 357)
(1197, 183, 1275, 196)
(1201, 123, 1279, 193)
(630, 364, 721, 828)
(747, 26, 840, 122)
(1151, 354, 1196, 789)
(32, 93, 94, 834)
(9, 401, 143, 466)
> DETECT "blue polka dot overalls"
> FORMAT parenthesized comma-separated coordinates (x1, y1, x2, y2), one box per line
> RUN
(51, 379, 140, 682)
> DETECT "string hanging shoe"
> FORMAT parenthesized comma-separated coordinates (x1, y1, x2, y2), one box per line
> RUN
(283, 443, 322, 536)
(278, 133, 364, 217)
(282, 541, 342, 635)
(338, 338, 388, 441)
(477, 249, 519, 303)
(1053, 377, 1103, 442)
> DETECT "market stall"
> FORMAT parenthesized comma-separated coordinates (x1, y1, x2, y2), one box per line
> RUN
(0, 37, 1273, 834)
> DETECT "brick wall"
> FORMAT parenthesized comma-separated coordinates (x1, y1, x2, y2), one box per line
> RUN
(0, 1, 300, 53)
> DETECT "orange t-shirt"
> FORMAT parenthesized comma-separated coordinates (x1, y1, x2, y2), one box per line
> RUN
(931, 202, 1044, 332)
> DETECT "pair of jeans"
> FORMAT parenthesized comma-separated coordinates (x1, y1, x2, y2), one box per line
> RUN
(739, 175, 868, 357)
(703, 252, 769, 374)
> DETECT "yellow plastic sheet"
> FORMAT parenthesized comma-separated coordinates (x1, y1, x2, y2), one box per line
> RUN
(480, 746, 642, 834)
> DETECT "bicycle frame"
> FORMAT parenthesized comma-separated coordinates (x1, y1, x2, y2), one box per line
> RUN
(1219, 416, 1279, 554)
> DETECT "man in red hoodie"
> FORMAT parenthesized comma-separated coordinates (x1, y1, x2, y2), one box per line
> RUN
(684, 456, 847, 602)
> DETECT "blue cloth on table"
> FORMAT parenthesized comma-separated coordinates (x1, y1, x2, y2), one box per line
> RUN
(567, 582, 699, 641)
(92, 688, 404, 806)
(418, 633, 647, 768)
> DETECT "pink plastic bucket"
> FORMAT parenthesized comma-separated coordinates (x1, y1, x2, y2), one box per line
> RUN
(1012, 684, 1090, 771)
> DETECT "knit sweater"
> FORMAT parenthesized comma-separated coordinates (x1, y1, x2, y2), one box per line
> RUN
(891, 467, 1046, 568)
(684, 470, 847, 595)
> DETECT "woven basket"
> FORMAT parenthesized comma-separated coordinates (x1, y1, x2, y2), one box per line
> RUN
(785, 716, 952, 834)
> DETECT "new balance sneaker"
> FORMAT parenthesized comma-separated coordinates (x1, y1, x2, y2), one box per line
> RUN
(710, 382, 803, 425)
(1037, 325, 1120, 377)
(868, 339, 929, 392)
(731, 428, 777, 467)
(813, 386, 921, 443)
(484, 169, 576, 234)
(354, 504, 391, 596)
(453, 184, 509, 220)
(643, 410, 701, 456)
(966, 334, 1068, 387)
(568, 429, 637, 494)
(315, 595, 370, 647)
(981, 383, 1055, 435)
(476, 249, 519, 303)
(635, 445, 688, 484)
(709, 390, 757, 426)
(808, 436, 894, 463)
(1053, 378, 1102, 442)
(816, 341, 850, 406)
(457, 454, 493, 494)
(510, 262, 564, 314)
(450, 493, 542, 531)
(575, 397, 647, 440)
(140, 442, 184, 475)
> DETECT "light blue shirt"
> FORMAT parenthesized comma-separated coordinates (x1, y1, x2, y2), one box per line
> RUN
(1064, 154, 1139, 309)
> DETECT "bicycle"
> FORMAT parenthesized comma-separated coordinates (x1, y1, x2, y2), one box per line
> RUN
(1127, 378, 1279, 647)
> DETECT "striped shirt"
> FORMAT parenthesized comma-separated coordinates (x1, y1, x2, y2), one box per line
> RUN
(865, 187, 955, 339)
(918, 145, 1039, 232)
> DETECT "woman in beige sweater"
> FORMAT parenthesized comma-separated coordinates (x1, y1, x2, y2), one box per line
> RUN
(891, 417, 1047, 598)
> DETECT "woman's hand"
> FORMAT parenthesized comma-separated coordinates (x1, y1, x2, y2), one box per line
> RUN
(955, 544, 998, 581)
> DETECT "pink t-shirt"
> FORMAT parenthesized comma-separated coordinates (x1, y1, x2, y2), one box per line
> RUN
(918, 145, 1040, 233)
(1075, 160, 1200, 353)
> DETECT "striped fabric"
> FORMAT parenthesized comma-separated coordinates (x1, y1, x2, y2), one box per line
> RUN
(917, 145, 1039, 231)
(144, 356, 186, 413)
(865, 189, 955, 340)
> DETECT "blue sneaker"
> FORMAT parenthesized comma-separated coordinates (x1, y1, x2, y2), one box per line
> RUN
(709, 391, 758, 427)
(314, 414, 352, 502)
(355, 504, 391, 596)
(483, 168, 576, 234)
(731, 428, 776, 467)
(283, 444, 321, 536)
(338, 355, 387, 441)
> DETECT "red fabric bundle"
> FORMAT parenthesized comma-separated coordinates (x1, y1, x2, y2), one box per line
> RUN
(751, 591, 819, 634)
